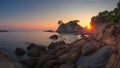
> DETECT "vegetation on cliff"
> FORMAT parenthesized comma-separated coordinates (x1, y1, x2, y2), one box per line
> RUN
(91, 0, 120, 26)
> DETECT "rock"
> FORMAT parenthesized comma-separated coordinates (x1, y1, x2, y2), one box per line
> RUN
(15, 47, 26, 56)
(26, 43, 46, 57)
(38, 45, 46, 53)
(56, 20, 84, 33)
(26, 43, 38, 51)
(0, 30, 8, 32)
(36, 54, 56, 68)
(59, 63, 74, 68)
(72, 39, 87, 47)
(105, 54, 120, 68)
(44, 30, 54, 32)
(48, 41, 66, 50)
(55, 47, 70, 57)
(117, 42, 120, 57)
(69, 46, 82, 53)
(76, 46, 116, 68)
(27, 48, 41, 57)
(50, 35, 58, 39)
(20, 59, 36, 68)
(81, 40, 102, 55)
(59, 47, 81, 63)
(42, 60, 60, 68)
(101, 25, 117, 45)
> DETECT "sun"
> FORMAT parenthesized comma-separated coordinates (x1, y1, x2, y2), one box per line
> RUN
(87, 24, 92, 30)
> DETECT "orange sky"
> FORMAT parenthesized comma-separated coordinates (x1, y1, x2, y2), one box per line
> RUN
(0, 0, 118, 31)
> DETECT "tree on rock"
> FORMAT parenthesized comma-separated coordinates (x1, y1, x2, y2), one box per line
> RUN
(58, 20, 64, 25)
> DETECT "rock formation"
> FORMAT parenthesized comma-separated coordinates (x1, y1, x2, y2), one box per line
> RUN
(56, 20, 84, 33)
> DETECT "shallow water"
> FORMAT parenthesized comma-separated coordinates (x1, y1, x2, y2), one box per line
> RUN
(0, 31, 81, 58)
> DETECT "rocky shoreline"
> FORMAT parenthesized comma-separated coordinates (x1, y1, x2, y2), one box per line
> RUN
(1, 1, 120, 68)
(14, 21, 120, 68)
(0, 22, 119, 68)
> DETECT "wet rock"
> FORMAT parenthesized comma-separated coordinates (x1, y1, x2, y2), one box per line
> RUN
(15, 47, 26, 56)
(50, 35, 58, 39)
(76, 46, 116, 68)
(27, 48, 41, 57)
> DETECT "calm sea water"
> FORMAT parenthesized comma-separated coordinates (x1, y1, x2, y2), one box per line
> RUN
(0, 31, 81, 58)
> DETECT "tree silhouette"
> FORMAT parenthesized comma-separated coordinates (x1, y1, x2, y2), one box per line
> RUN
(58, 20, 64, 25)
(117, 0, 120, 8)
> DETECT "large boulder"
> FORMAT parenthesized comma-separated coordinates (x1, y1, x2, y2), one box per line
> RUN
(59, 46, 82, 63)
(26, 43, 38, 51)
(105, 54, 120, 68)
(20, 59, 36, 68)
(26, 43, 46, 57)
(15, 47, 26, 56)
(27, 48, 41, 57)
(76, 46, 116, 68)
(81, 40, 102, 55)
(36, 54, 56, 68)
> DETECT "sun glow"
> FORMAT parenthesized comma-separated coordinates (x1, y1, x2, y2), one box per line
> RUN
(87, 24, 92, 30)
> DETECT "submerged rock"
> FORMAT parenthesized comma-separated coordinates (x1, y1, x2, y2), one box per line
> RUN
(15, 47, 26, 56)
(76, 46, 116, 68)
(50, 35, 59, 39)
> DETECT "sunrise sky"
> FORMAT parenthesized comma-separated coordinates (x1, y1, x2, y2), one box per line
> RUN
(0, 0, 119, 31)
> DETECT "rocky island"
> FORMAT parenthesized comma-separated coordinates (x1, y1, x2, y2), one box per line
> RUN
(0, 30, 8, 32)
(56, 20, 84, 34)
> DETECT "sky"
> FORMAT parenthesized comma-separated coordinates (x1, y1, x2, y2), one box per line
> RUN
(0, 0, 119, 31)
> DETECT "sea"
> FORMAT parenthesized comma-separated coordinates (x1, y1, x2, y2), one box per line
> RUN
(0, 31, 81, 59)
